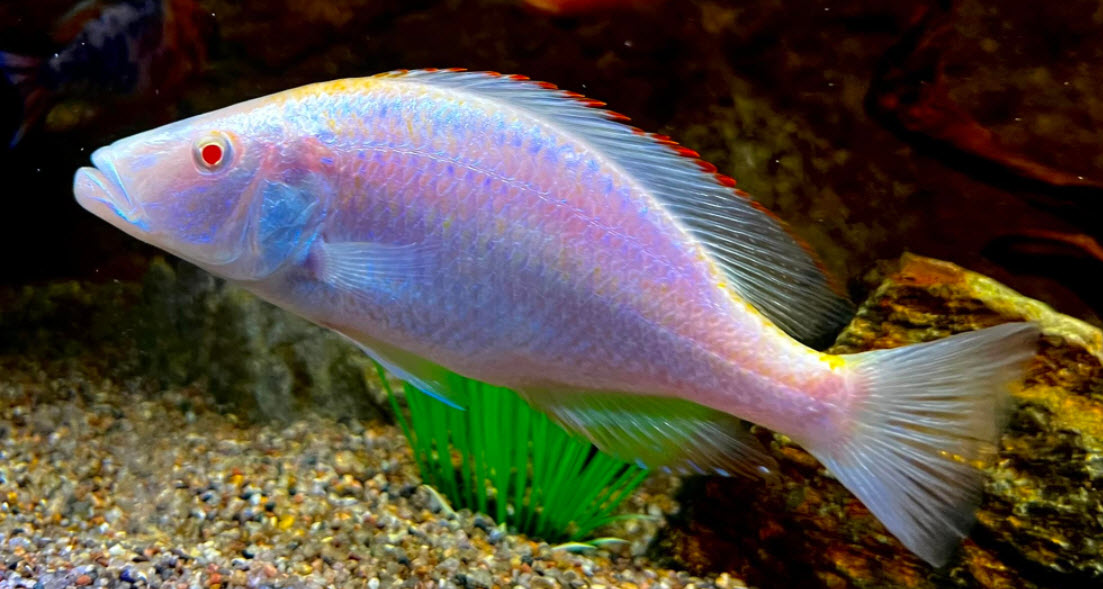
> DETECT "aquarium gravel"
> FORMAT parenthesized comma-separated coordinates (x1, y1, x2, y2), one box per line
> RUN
(0, 355, 746, 589)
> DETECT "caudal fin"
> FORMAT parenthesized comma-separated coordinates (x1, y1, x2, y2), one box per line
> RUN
(0, 51, 49, 146)
(808, 322, 1039, 566)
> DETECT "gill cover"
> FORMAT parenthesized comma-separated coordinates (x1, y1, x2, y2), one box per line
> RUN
(94, 123, 263, 273)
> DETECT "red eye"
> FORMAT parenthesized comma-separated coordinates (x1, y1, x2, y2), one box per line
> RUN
(201, 143, 222, 167)
(194, 135, 232, 172)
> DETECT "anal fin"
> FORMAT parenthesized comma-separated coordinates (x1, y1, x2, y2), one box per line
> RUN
(518, 388, 777, 478)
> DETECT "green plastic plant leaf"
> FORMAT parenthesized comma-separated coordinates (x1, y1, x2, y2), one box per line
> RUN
(375, 362, 650, 543)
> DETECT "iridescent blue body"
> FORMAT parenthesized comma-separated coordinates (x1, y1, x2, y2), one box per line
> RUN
(73, 70, 1038, 566)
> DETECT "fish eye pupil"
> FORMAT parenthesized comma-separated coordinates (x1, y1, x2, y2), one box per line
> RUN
(201, 142, 223, 167)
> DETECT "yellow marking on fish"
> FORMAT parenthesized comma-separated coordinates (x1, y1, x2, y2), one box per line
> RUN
(737, 298, 763, 318)
(937, 449, 985, 468)
(272, 78, 381, 109)
(821, 354, 846, 371)
(592, 266, 608, 295)
(693, 242, 765, 324)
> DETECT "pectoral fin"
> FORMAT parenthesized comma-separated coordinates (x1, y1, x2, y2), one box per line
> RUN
(518, 388, 777, 478)
(313, 239, 436, 293)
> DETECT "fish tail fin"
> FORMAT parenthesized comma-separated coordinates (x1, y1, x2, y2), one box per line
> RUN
(0, 51, 50, 146)
(807, 322, 1039, 566)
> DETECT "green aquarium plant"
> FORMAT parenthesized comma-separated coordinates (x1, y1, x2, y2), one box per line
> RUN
(376, 364, 650, 543)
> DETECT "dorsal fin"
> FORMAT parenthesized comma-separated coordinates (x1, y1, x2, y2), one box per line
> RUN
(376, 69, 853, 345)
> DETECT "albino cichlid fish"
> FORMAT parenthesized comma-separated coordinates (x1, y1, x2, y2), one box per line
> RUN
(73, 69, 1038, 566)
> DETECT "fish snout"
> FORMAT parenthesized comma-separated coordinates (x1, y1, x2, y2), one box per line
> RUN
(74, 149, 146, 230)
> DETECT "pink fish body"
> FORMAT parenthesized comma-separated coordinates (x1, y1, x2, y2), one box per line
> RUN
(73, 70, 1038, 565)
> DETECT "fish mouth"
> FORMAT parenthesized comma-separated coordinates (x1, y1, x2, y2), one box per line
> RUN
(73, 148, 148, 232)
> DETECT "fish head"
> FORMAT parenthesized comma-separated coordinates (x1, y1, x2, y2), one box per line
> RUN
(74, 104, 333, 280)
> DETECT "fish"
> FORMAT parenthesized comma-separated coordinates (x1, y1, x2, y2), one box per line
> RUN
(72, 69, 1039, 566)
(0, 0, 206, 146)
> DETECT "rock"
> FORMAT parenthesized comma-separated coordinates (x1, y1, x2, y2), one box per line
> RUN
(655, 253, 1103, 588)
(0, 257, 389, 422)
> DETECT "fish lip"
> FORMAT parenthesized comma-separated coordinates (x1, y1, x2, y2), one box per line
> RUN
(73, 149, 147, 230)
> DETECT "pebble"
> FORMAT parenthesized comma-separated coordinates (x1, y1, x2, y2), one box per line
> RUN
(0, 354, 744, 589)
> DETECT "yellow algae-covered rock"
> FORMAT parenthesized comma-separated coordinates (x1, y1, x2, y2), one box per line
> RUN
(657, 254, 1103, 589)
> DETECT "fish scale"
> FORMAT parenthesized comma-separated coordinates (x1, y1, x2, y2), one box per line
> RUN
(74, 70, 1040, 565)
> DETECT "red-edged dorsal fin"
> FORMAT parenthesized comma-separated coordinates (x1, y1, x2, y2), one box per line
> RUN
(696, 161, 718, 173)
(373, 69, 854, 345)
